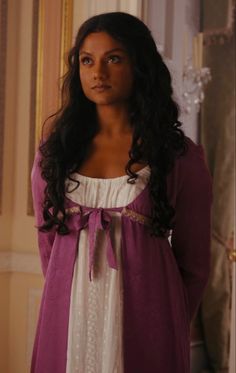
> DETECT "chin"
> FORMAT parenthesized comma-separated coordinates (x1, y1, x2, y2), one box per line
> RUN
(88, 96, 120, 106)
(91, 95, 130, 106)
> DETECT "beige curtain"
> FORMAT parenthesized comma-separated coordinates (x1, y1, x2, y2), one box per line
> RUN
(198, 2, 235, 372)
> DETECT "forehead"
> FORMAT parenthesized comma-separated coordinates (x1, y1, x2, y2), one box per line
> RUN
(79, 31, 127, 54)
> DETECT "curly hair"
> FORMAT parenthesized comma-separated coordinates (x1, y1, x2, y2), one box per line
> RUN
(38, 11, 187, 237)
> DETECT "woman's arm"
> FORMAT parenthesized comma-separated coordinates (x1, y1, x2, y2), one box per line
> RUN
(171, 140, 213, 322)
(31, 150, 56, 277)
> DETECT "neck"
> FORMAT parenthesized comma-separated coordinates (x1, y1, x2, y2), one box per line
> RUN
(96, 104, 132, 137)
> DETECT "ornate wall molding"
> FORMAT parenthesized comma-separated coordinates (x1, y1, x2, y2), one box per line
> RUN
(203, 0, 236, 45)
(28, 0, 40, 216)
(0, 251, 41, 274)
(27, 0, 74, 216)
(60, 0, 74, 78)
(0, 0, 8, 214)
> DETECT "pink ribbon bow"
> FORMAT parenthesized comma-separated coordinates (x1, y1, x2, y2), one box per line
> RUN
(71, 208, 118, 281)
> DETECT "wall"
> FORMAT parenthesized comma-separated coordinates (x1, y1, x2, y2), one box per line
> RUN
(0, 0, 43, 372)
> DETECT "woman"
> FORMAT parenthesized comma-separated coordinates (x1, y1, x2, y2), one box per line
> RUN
(31, 12, 212, 373)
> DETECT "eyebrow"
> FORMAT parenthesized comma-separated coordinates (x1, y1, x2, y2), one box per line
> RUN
(79, 48, 126, 56)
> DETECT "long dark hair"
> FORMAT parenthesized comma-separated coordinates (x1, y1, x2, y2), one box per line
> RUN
(38, 11, 187, 237)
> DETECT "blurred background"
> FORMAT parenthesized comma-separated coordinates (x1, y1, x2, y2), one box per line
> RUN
(0, 0, 235, 372)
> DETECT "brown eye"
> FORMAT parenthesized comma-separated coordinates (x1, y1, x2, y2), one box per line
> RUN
(80, 57, 93, 65)
(107, 55, 121, 64)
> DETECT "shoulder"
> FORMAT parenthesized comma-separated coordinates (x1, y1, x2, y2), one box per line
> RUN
(173, 136, 212, 196)
(31, 148, 41, 178)
(31, 147, 46, 193)
(181, 136, 206, 163)
(177, 136, 209, 174)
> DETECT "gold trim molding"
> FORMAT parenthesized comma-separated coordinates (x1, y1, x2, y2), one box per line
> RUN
(60, 0, 73, 79)
(28, 0, 73, 216)
(35, 0, 44, 145)
(28, 0, 40, 216)
(0, 0, 8, 214)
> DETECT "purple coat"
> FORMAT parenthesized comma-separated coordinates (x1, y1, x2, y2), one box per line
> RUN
(30, 137, 212, 373)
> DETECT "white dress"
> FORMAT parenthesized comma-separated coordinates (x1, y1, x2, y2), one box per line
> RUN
(65, 166, 150, 373)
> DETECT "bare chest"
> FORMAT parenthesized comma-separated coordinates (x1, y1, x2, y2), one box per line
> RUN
(77, 137, 145, 178)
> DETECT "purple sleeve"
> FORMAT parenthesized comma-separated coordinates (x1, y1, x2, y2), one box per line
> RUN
(171, 142, 213, 322)
(31, 150, 56, 277)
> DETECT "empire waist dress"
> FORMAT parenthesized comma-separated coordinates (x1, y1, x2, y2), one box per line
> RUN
(65, 166, 151, 373)
(31, 137, 213, 373)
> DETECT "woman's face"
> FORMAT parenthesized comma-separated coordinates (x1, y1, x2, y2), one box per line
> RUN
(79, 32, 134, 106)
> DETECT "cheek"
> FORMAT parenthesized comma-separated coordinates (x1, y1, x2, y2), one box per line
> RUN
(117, 67, 134, 93)
(79, 69, 90, 90)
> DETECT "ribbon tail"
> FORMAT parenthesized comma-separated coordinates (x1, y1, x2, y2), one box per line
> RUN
(89, 268, 93, 282)
(89, 229, 97, 282)
(106, 230, 118, 270)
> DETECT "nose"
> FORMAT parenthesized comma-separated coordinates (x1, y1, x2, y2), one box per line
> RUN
(93, 60, 108, 81)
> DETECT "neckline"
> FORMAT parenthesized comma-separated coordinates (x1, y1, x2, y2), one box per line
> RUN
(65, 180, 150, 211)
(72, 164, 150, 182)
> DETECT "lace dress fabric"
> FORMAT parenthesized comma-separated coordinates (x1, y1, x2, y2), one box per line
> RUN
(65, 166, 150, 373)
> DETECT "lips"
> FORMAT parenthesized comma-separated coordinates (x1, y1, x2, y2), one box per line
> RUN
(92, 84, 111, 91)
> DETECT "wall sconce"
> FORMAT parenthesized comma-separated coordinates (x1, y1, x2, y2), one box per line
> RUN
(182, 33, 211, 114)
